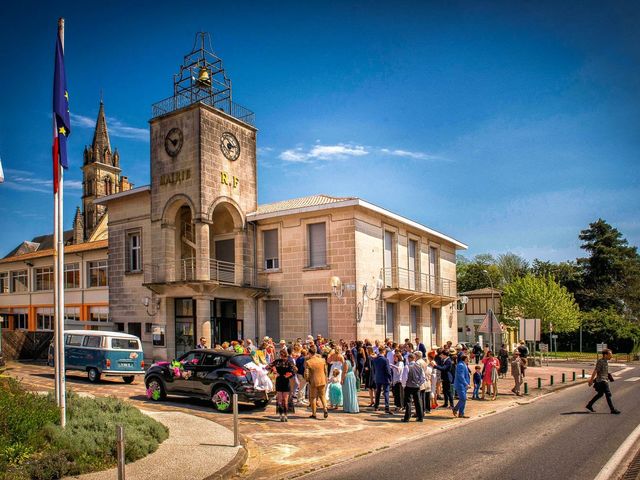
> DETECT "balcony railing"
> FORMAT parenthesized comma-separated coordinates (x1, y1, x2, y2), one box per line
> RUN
(151, 92, 255, 126)
(143, 258, 266, 288)
(381, 267, 456, 298)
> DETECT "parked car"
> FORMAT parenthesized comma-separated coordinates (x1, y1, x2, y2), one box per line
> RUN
(48, 330, 145, 383)
(144, 349, 274, 412)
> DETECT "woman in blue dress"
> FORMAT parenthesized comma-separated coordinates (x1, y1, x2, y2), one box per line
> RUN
(342, 350, 360, 413)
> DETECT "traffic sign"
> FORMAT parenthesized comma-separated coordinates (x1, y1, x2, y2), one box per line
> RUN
(596, 343, 607, 353)
(551, 334, 558, 339)
(539, 343, 549, 353)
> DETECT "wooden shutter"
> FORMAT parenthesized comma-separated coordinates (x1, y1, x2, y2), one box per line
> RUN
(308, 223, 326, 267)
(310, 298, 328, 338)
(265, 300, 280, 340)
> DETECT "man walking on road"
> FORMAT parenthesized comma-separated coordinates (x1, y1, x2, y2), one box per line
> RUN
(586, 348, 621, 415)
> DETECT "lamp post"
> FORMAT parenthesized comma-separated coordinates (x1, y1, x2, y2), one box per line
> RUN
(482, 269, 496, 351)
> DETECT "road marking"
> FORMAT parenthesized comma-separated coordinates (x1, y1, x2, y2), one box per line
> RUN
(593, 422, 640, 480)
(612, 367, 634, 378)
(624, 377, 640, 382)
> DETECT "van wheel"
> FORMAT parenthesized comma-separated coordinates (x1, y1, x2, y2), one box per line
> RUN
(122, 376, 135, 384)
(88, 368, 101, 383)
(145, 378, 166, 401)
(211, 386, 233, 413)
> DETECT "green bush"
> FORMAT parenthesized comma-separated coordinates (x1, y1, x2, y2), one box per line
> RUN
(0, 379, 169, 480)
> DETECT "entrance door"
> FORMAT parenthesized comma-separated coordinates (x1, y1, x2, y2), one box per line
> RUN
(175, 298, 196, 358)
(211, 299, 243, 345)
(214, 239, 235, 284)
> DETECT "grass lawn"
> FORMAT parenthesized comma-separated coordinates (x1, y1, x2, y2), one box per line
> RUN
(544, 351, 632, 362)
(0, 376, 168, 480)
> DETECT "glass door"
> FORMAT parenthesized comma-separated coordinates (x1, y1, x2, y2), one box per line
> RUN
(175, 298, 196, 357)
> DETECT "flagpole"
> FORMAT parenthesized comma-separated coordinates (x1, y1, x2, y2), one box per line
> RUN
(56, 16, 67, 428)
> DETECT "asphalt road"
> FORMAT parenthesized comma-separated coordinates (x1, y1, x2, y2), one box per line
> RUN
(302, 363, 640, 480)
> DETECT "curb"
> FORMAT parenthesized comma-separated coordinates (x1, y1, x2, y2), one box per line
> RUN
(204, 433, 248, 480)
(594, 422, 640, 480)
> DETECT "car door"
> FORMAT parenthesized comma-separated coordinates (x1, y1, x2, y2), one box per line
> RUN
(172, 351, 204, 395)
(194, 352, 226, 395)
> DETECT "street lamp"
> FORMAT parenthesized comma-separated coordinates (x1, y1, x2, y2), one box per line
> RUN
(482, 269, 496, 351)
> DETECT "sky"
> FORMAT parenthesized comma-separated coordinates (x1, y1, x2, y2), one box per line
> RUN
(0, 1, 638, 262)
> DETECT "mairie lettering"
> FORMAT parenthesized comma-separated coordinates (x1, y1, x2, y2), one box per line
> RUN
(160, 169, 191, 186)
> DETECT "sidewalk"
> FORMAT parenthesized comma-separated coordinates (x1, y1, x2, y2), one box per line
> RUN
(67, 410, 245, 480)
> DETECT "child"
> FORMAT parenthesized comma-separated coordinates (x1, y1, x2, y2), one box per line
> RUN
(328, 368, 343, 409)
(472, 366, 482, 400)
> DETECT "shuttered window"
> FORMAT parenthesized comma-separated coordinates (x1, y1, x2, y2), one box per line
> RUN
(410, 305, 419, 338)
(310, 298, 328, 338)
(308, 223, 327, 267)
(265, 300, 280, 340)
(384, 231, 393, 287)
(408, 239, 417, 290)
(385, 302, 395, 339)
(263, 229, 279, 270)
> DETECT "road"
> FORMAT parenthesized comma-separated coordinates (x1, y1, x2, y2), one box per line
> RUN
(302, 363, 640, 480)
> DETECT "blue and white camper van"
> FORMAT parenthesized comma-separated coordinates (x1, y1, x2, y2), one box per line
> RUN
(48, 330, 145, 383)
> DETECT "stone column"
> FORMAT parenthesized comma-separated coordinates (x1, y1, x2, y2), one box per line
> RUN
(195, 222, 210, 281)
(195, 297, 212, 345)
(161, 223, 176, 282)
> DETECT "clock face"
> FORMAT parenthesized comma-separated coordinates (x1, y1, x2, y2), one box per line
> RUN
(164, 128, 183, 157)
(220, 132, 240, 161)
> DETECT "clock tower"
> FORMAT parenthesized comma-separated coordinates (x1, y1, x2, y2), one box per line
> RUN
(146, 33, 259, 353)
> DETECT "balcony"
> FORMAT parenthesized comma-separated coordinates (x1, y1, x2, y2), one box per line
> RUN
(143, 258, 267, 294)
(151, 93, 255, 126)
(380, 267, 456, 304)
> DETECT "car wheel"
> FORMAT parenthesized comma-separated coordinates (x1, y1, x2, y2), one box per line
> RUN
(88, 368, 101, 383)
(253, 399, 269, 408)
(122, 376, 135, 384)
(211, 385, 233, 413)
(145, 377, 166, 401)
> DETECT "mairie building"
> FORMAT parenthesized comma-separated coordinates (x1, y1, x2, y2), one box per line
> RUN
(1, 34, 467, 362)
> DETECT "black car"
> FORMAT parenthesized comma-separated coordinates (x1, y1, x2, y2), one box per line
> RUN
(144, 349, 273, 412)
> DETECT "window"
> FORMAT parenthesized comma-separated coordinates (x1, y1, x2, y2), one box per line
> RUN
(152, 325, 165, 346)
(0, 314, 9, 329)
(145, 322, 153, 334)
(307, 223, 327, 267)
(64, 307, 80, 323)
(64, 263, 80, 289)
(263, 229, 279, 270)
(128, 322, 142, 339)
(36, 307, 54, 331)
(309, 298, 328, 339)
(13, 309, 28, 329)
(34, 266, 54, 291)
(177, 351, 202, 365)
(115, 323, 125, 332)
(408, 239, 418, 290)
(89, 306, 109, 322)
(66, 334, 84, 346)
(429, 246, 439, 294)
(431, 307, 440, 347)
(202, 353, 225, 367)
(126, 231, 142, 272)
(112, 338, 140, 350)
(384, 231, 394, 287)
(0, 272, 8, 294)
(410, 305, 419, 338)
(265, 300, 280, 341)
(83, 336, 102, 348)
(11, 270, 28, 293)
(88, 260, 108, 287)
(385, 302, 395, 339)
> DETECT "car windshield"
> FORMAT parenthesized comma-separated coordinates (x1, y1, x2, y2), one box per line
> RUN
(111, 338, 140, 350)
(229, 355, 253, 368)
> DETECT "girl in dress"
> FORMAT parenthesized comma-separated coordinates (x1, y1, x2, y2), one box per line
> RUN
(328, 368, 343, 409)
(481, 351, 500, 400)
(342, 350, 360, 413)
(269, 349, 297, 422)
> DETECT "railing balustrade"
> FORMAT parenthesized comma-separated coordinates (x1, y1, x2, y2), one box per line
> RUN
(380, 267, 456, 297)
(143, 258, 266, 288)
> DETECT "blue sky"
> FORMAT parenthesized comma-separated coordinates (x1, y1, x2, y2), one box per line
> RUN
(0, 1, 638, 261)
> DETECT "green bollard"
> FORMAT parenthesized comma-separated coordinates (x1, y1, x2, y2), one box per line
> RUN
(550, 375, 554, 386)
(537, 377, 542, 389)
(572, 371, 576, 381)
(562, 373, 566, 383)
(524, 382, 528, 395)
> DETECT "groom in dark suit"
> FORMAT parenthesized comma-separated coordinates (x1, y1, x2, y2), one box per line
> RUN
(372, 348, 393, 414)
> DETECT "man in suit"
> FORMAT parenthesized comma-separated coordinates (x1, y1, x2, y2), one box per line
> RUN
(434, 350, 454, 408)
(305, 346, 329, 419)
(415, 338, 427, 359)
(372, 348, 393, 414)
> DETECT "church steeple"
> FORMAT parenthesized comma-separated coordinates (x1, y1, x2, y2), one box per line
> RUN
(92, 100, 111, 159)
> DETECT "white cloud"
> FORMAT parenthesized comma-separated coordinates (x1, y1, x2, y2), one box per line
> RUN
(279, 143, 369, 163)
(380, 148, 443, 161)
(1, 170, 82, 195)
(71, 113, 148, 141)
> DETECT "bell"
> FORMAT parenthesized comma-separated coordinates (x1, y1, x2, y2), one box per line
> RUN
(196, 66, 211, 88)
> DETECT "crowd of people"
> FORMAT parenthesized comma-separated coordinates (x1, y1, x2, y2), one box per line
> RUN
(198, 335, 530, 422)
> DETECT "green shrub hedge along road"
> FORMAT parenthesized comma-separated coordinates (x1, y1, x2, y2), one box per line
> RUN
(0, 377, 168, 480)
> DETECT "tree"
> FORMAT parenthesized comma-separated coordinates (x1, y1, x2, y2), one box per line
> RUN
(456, 254, 502, 293)
(581, 307, 640, 354)
(502, 275, 580, 333)
(577, 219, 640, 319)
(496, 252, 529, 285)
(530, 259, 582, 294)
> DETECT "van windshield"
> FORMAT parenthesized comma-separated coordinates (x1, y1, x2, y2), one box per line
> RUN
(111, 338, 140, 350)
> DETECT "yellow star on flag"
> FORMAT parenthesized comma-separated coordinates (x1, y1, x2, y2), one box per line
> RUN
(58, 126, 67, 136)
(64, 91, 69, 101)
